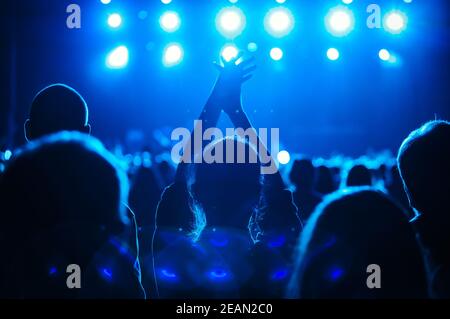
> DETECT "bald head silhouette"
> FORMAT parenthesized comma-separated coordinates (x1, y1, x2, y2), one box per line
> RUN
(24, 84, 90, 141)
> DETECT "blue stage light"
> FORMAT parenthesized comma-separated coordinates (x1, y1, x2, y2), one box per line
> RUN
(100, 267, 113, 281)
(270, 47, 283, 61)
(161, 0, 172, 4)
(221, 44, 238, 62)
(3, 150, 12, 161)
(327, 48, 340, 61)
(342, 0, 353, 4)
(277, 150, 290, 165)
(216, 7, 246, 39)
(276, 0, 286, 4)
(378, 49, 390, 61)
(107, 13, 122, 29)
(264, 7, 294, 38)
(163, 43, 184, 67)
(384, 11, 407, 34)
(160, 11, 181, 33)
(106, 46, 129, 69)
(100, 0, 111, 4)
(247, 42, 258, 52)
(325, 6, 354, 37)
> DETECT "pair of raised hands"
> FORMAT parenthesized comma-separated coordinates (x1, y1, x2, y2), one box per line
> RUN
(210, 52, 256, 115)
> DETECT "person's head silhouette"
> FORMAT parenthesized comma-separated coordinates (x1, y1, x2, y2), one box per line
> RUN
(346, 164, 372, 187)
(24, 84, 91, 141)
(289, 159, 315, 191)
(397, 120, 450, 219)
(288, 188, 427, 299)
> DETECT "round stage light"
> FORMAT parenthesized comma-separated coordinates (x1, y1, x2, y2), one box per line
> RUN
(384, 11, 407, 34)
(327, 48, 340, 61)
(107, 13, 122, 29)
(275, 0, 286, 3)
(270, 47, 283, 61)
(101, 0, 111, 4)
(161, 0, 172, 4)
(325, 6, 354, 36)
(160, 11, 181, 32)
(264, 7, 294, 38)
(378, 49, 390, 61)
(216, 6, 246, 38)
(342, 0, 353, 4)
(163, 43, 184, 67)
(221, 44, 239, 62)
(277, 150, 290, 165)
(106, 46, 129, 69)
(247, 42, 258, 52)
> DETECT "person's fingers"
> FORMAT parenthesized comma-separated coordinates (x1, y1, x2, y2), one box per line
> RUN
(220, 56, 227, 66)
(213, 61, 223, 71)
(239, 56, 256, 68)
(242, 74, 253, 83)
(242, 65, 257, 75)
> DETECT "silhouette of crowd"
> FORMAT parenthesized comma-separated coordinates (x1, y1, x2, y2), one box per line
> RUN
(0, 57, 449, 299)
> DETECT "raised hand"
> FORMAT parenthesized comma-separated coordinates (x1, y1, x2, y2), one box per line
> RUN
(211, 52, 256, 113)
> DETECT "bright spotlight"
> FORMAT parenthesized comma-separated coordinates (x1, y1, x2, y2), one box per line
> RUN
(325, 6, 354, 36)
(327, 48, 340, 61)
(277, 150, 290, 165)
(378, 49, 390, 61)
(160, 11, 181, 32)
(216, 6, 246, 38)
(161, 0, 172, 4)
(342, 0, 353, 4)
(264, 7, 294, 38)
(275, 0, 286, 3)
(106, 46, 129, 69)
(163, 43, 184, 67)
(108, 13, 122, 29)
(270, 47, 283, 61)
(384, 11, 407, 34)
(221, 44, 238, 62)
(101, 0, 111, 4)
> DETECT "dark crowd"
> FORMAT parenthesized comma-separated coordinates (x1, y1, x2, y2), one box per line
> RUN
(0, 56, 449, 299)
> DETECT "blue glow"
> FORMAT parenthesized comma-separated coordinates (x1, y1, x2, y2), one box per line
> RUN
(325, 6, 354, 37)
(327, 48, 340, 61)
(264, 7, 294, 38)
(48, 267, 57, 276)
(101, 267, 113, 281)
(163, 43, 184, 67)
(159, 11, 181, 33)
(384, 11, 407, 34)
(271, 268, 288, 281)
(328, 266, 344, 282)
(270, 47, 283, 61)
(138, 10, 148, 20)
(160, 268, 178, 280)
(4, 150, 12, 161)
(221, 44, 239, 62)
(216, 6, 246, 39)
(210, 237, 229, 247)
(268, 235, 286, 248)
(208, 269, 229, 281)
(107, 13, 122, 29)
(106, 46, 129, 69)
(277, 150, 290, 164)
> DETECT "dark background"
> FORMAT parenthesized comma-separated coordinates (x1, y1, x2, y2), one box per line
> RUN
(1, 0, 449, 156)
